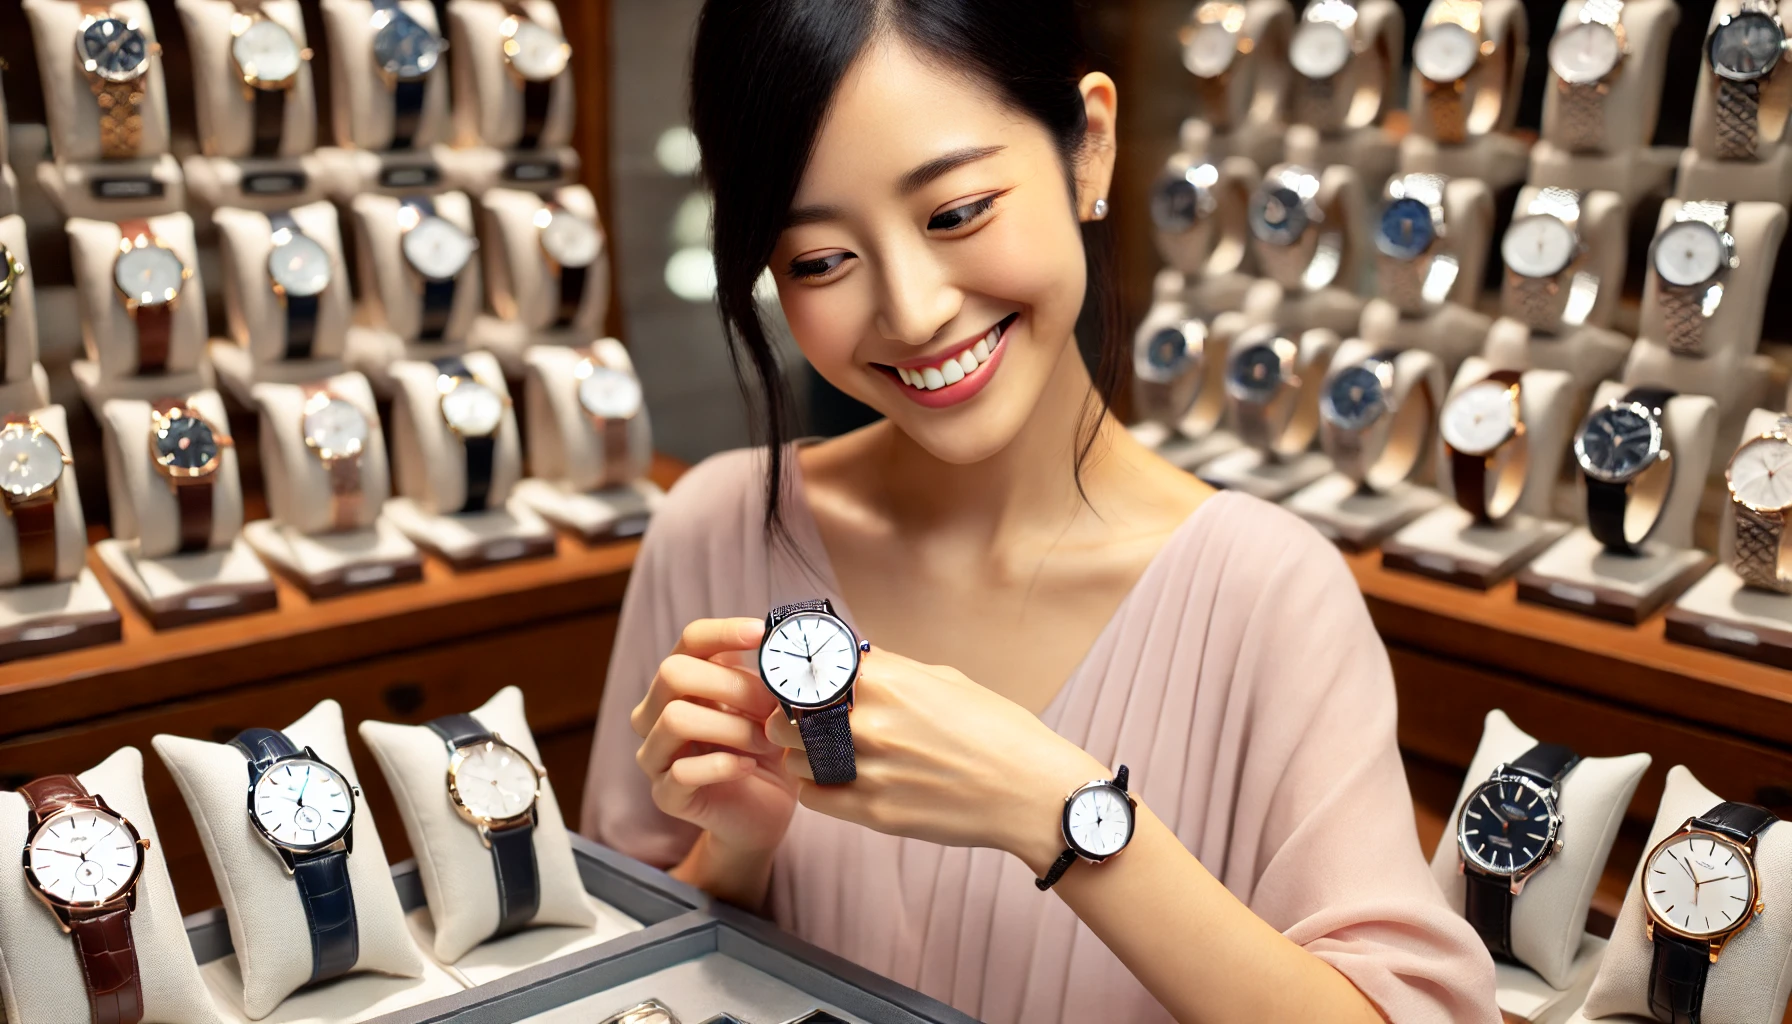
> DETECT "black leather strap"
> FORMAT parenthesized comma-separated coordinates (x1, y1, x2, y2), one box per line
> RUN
(555, 263, 586, 328)
(425, 713, 489, 750)
(434, 357, 495, 513)
(519, 78, 551, 150)
(1693, 801, 1778, 843)
(229, 726, 299, 771)
(797, 704, 856, 785)
(252, 87, 285, 157)
(268, 211, 318, 361)
(1464, 868, 1516, 960)
(1587, 387, 1676, 553)
(486, 823, 540, 937)
(1649, 931, 1712, 1024)
(420, 279, 455, 341)
(291, 850, 359, 983)
(392, 79, 425, 150)
(1507, 742, 1581, 788)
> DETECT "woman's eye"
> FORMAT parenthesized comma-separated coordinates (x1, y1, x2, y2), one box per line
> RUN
(788, 251, 853, 280)
(928, 194, 999, 232)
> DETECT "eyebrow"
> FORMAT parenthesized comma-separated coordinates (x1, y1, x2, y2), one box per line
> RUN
(783, 144, 1008, 228)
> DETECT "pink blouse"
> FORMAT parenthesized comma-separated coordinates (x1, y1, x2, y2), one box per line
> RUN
(583, 449, 1499, 1023)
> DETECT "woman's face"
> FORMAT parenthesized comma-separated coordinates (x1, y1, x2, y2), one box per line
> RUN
(770, 39, 1116, 465)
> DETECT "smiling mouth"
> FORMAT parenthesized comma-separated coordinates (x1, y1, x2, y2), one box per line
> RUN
(875, 313, 1019, 392)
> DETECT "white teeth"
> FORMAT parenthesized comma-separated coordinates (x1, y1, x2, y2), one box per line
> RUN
(894, 320, 1008, 391)
(972, 339, 991, 362)
(940, 359, 965, 384)
(898, 367, 915, 386)
(921, 367, 946, 389)
(958, 350, 978, 374)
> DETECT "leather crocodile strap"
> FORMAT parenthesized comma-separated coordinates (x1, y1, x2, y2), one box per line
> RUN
(1693, 801, 1778, 843)
(293, 850, 359, 983)
(229, 726, 298, 772)
(1463, 868, 1515, 960)
(15, 498, 58, 583)
(20, 773, 97, 818)
(70, 909, 144, 1024)
(1648, 931, 1711, 1024)
(487, 824, 540, 936)
(252, 86, 285, 157)
(1508, 741, 1581, 787)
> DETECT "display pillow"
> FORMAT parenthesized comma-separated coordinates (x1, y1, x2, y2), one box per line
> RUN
(359, 685, 596, 963)
(1429, 710, 1650, 988)
(0, 747, 221, 1024)
(1581, 766, 1792, 1023)
(153, 699, 424, 1020)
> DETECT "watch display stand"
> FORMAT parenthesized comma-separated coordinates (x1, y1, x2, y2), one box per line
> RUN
(214, 201, 352, 367)
(1373, 173, 1495, 307)
(480, 186, 609, 336)
(182, 154, 330, 214)
(387, 353, 556, 570)
(1579, 766, 1792, 1023)
(1398, 0, 1529, 189)
(319, 0, 452, 153)
(1381, 361, 1574, 589)
(516, 342, 663, 542)
(1398, 132, 1529, 196)
(1152, 144, 1257, 299)
(176, 0, 316, 159)
(0, 748, 219, 1024)
(1429, 710, 1649, 989)
(67, 213, 209, 381)
(1357, 299, 1489, 382)
(1515, 387, 1718, 624)
(35, 153, 189, 222)
(0, 216, 41, 387)
(1678, 2, 1792, 204)
(152, 699, 429, 1021)
(404, 892, 641, 991)
(351, 190, 484, 346)
(1284, 117, 1396, 220)
(1178, 0, 1293, 169)
(1498, 936, 1609, 1024)
(24, 0, 174, 164)
(446, 0, 575, 151)
(1249, 165, 1367, 335)
(1196, 327, 1336, 500)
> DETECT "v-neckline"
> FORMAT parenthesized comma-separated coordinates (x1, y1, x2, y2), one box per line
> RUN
(781, 454, 1235, 726)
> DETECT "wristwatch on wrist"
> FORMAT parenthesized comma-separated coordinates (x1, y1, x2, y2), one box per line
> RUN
(267, 210, 331, 361)
(77, 4, 159, 159)
(1500, 188, 1593, 336)
(229, 5, 310, 158)
(1132, 317, 1206, 428)
(1707, 1, 1790, 161)
(1182, 2, 1253, 131)
(229, 728, 362, 985)
(1441, 369, 1527, 525)
(300, 385, 369, 532)
(0, 242, 26, 381)
(538, 201, 603, 329)
(1549, 0, 1628, 152)
(1249, 165, 1343, 292)
(1320, 349, 1435, 493)
(369, 0, 445, 150)
(434, 357, 506, 514)
(149, 398, 233, 553)
(499, 2, 571, 150)
(574, 346, 642, 489)
(114, 218, 190, 375)
(21, 774, 152, 1024)
(426, 713, 544, 938)
(1035, 765, 1136, 890)
(1289, 0, 1388, 133)
(1643, 801, 1776, 1024)
(1456, 743, 1581, 960)
(399, 197, 475, 343)
(1726, 417, 1792, 593)
(0, 414, 73, 585)
(1375, 172, 1455, 315)
(1149, 156, 1248, 278)
(1576, 387, 1676, 555)
(1226, 326, 1316, 459)
(757, 599, 867, 786)
(1649, 201, 1738, 358)
(1413, 0, 1515, 144)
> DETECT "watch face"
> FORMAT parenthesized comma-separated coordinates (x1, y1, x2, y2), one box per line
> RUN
(1441, 380, 1518, 456)
(1134, 323, 1200, 385)
(1150, 171, 1207, 234)
(26, 807, 143, 907)
(0, 422, 66, 501)
(80, 17, 151, 83)
(1321, 364, 1388, 432)
(1575, 403, 1660, 484)
(1064, 782, 1133, 858)
(1183, 24, 1239, 78)
(1652, 221, 1728, 289)
(251, 757, 355, 851)
(541, 210, 603, 268)
(1249, 185, 1310, 246)
(1727, 435, 1792, 512)
(1226, 340, 1286, 404)
(1548, 21, 1621, 85)
(402, 216, 475, 282)
(233, 17, 302, 87)
(1501, 215, 1578, 279)
(302, 396, 369, 461)
(504, 18, 570, 81)
(451, 740, 540, 822)
(441, 379, 504, 438)
(1458, 777, 1555, 876)
(1290, 22, 1352, 80)
(578, 365, 643, 421)
(758, 610, 860, 709)
(269, 233, 332, 298)
(1645, 832, 1756, 938)
(1376, 197, 1437, 261)
(372, 8, 442, 80)
(154, 415, 221, 474)
(114, 245, 186, 307)
(1413, 23, 1479, 83)
(1710, 11, 1786, 82)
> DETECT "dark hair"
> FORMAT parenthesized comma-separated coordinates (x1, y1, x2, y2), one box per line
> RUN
(689, 0, 1122, 546)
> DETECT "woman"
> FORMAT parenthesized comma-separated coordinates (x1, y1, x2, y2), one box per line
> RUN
(584, 2, 1498, 1021)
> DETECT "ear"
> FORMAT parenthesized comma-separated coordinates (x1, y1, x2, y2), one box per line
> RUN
(1075, 72, 1118, 222)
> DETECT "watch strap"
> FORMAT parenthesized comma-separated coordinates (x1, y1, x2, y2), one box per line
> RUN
(768, 598, 833, 624)
(1426, 78, 1468, 145)
(1692, 800, 1778, 843)
(1659, 284, 1711, 357)
(93, 78, 147, 160)
(176, 478, 214, 553)
(1463, 868, 1515, 960)
(20, 773, 97, 820)
(119, 219, 172, 375)
(326, 456, 362, 531)
(267, 211, 321, 360)
(461, 436, 495, 513)
(426, 712, 491, 749)
(556, 263, 587, 328)
(797, 703, 856, 785)
(420, 279, 456, 341)
(0, 304, 11, 380)
(1588, 387, 1676, 552)
(1557, 79, 1607, 153)
(391, 79, 426, 150)
(1507, 742, 1581, 787)
(1035, 849, 1079, 891)
(520, 78, 552, 150)
(487, 823, 541, 937)
(291, 849, 359, 984)
(1716, 78, 1763, 161)
(15, 497, 59, 583)
(251, 85, 286, 157)
(1648, 931, 1711, 1024)
(228, 726, 300, 776)
(1733, 503, 1790, 592)
(68, 908, 145, 1024)
(1449, 370, 1524, 524)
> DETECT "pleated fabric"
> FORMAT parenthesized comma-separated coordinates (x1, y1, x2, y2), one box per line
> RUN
(583, 448, 1499, 1024)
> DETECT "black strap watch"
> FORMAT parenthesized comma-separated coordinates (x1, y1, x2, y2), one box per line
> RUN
(433, 356, 495, 513)
(425, 713, 542, 938)
(402, 197, 458, 342)
(1461, 742, 1581, 960)
(1037, 765, 1135, 890)
(375, 0, 427, 150)
(1647, 801, 1777, 1024)
(267, 210, 319, 361)
(1585, 386, 1676, 554)
(761, 599, 861, 785)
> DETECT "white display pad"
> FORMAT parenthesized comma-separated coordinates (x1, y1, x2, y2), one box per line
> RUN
(1537, 1, 1679, 157)
(358, 686, 596, 964)
(1679, 2, 1792, 204)
(0, 216, 41, 385)
(0, 406, 92, 587)
(0, 747, 220, 1024)
(153, 700, 426, 1021)
(99, 389, 243, 557)
(0, 567, 120, 656)
(210, 344, 347, 410)
(68, 213, 208, 380)
(0, 365, 52, 422)
(216, 202, 352, 365)
(522, 341, 651, 491)
(388, 352, 521, 515)
(382, 496, 556, 569)
(24, 0, 174, 163)
(350, 191, 482, 345)
(1580, 766, 1792, 1023)
(446, 0, 575, 150)
(35, 154, 189, 223)
(1284, 472, 1443, 550)
(319, 0, 452, 151)
(514, 954, 867, 1024)
(428, 143, 583, 196)
(1500, 935, 1607, 1024)
(1428, 710, 1649, 988)
(479, 186, 608, 336)
(176, 0, 317, 158)
(1482, 319, 1631, 411)
(198, 955, 461, 1024)
(1358, 297, 1490, 379)
(251, 372, 389, 533)
(406, 892, 640, 989)
(96, 535, 276, 626)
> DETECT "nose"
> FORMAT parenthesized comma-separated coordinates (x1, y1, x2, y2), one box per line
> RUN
(872, 235, 962, 349)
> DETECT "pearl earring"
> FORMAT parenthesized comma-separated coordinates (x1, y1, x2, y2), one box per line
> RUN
(1092, 198, 1109, 220)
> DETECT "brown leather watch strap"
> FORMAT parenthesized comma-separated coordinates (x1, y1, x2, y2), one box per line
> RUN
(19, 773, 96, 817)
(117, 220, 170, 375)
(600, 416, 631, 489)
(70, 909, 145, 1024)
(15, 499, 59, 583)
(176, 480, 213, 553)
(1450, 369, 1523, 524)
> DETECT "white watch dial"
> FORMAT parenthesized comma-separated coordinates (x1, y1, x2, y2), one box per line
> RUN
(1645, 833, 1756, 939)
(1441, 380, 1518, 456)
(1548, 21, 1620, 85)
(269, 233, 331, 298)
(1290, 22, 1352, 79)
(1501, 215, 1578, 279)
(578, 365, 643, 421)
(541, 211, 603, 268)
(441, 379, 504, 438)
(303, 397, 369, 460)
(27, 808, 141, 905)
(1183, 24, 1238, 78)
(1728, 436, 1792, 511)
(1066, 785, 1132, 858)
(1652, 221, 1726, 288)
(402, 217, 475, 282)
(0, 424, 65, 500)
(505, 19, 569, 80)
(454, 742, 539, 821)
(252, 758, 354, 849)
(1413, 23, 1479, 83)
(759, 611, 857, 707)
(114, 245, 186, 306)
(233, 17, 302, 85)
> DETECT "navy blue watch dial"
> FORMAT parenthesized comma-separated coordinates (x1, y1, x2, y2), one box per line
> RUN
(1249, 186, 1309, 246)
(374, 10, 442, 80)
(1151, 174, 1201, 233)
(1376, 197, 1436, 261)
(1144, 327, 1190, 375)
(82, 18, 151, 81)
(155, 416, 219, 472)
(1227, 343, 1284, 402)
(1321, 365, 1387, 432)
(1459, 778, 1554, 875)
(1576, 405, 1657, 483)
(1711, 11, 1786, 81)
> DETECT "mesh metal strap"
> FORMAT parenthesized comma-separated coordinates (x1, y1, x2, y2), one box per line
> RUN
(1717, 78, 1763, 160)
(1734, 503, 1791, 592)
(796, 704, 856, 785)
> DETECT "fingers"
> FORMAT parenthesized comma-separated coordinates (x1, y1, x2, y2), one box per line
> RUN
(667, 751, 757, 789)
(671, 617, 765, 660)
(764, 710, 802, 751)
(637, 699, 777, 780)
(633, 653, 777, 737)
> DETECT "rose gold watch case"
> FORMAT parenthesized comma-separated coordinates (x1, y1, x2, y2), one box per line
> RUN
(299, 388, 368, 464)
(1445, 377, 1524, 459)
(500, 13, 571, 85)
(113, 231, 192, 315)
(1725, 427, 1792, 515)
(444, 734, 545, 844)
(1640, 821, 1765, 961)
(1057, 777, 1139, 866)
(0, 417, 74, 509)
(229, 10, 312, 94)
(21, 797, 150, 930)
(149, 403, 235, 481)
(435, 372, 511, 441)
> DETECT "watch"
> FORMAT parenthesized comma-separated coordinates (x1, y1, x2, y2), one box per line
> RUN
(1035, 765, 1136, 890)
(757, 599, 867, 786)
(300, 385, 369, 532)
(1707, 1, 1790, 161)
(149, 398, 233, 553)
(1182, 2, 1253, 131)
(1150, 156, 1248, 277)
(1642, 801, 1777, 1024)
(1375, 172, 1455, 315)
(229, 728, 361, 985)
(76, 4, 158, 159)
(267, 210, 331, 362)
(1412, 0, 1515, 144)
(434, 356, 505, 514)
(1288, 0, 1388, 133)
(113, 219, 190, 375)
(1500, 188, 1592, 335)
(1576, 387, 1676, 555)
(499, 2, 571, 150)
(229, 6, 310, 157)
(1249, 165, 1343, 292)
(1649, 201, 1738, 358)
(20, 774, 152, 1024)
(1319, 349, 1435, 492)
(0, 415, 73, 584)
(1225, 326, 1316, 459)
(574, 346, 642, 489)
(1131, 317, 1206, 428)
(399, 197, 474, 343)
(1549, 0, 1628, 152)
(538, 201, 603, 329)
(1441, 369, 1526, 525)
(0, 242, 26, 381)
(1456, 743, 1581, 960)
(426, 713, 544, 938)
(1725, 416, 1792, 593)
(369, 0, 444, 150)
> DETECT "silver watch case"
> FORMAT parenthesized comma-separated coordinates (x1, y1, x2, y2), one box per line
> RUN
(1455, 768, 1565, 893)
(1059, 777, 1138, 864)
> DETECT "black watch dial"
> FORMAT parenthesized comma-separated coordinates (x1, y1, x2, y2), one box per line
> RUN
(1710, 11, 1786, 82)
(1321, 364, 1387, 432)
(81, 18, 152, 82)
(1574, 403, 1659, 484)
(1226, 342, 1285, 404)
(1249, 186, 1310, 246)
(1150, 171, 1206, 234)
(373, 9, 443, 80)
(1459, 777, 1555, 876)
(155, 415, 220, 473)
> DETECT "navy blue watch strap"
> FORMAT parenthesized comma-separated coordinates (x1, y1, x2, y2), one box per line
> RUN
(487, 823, 540, 936)
(392, 79, 425, 150)
(797, 704, 856, 785)
(420, 278, 455, 341)
(229, 727, 299, 774)
(292, 850, 359, 984)
(425, 713, 489, 750)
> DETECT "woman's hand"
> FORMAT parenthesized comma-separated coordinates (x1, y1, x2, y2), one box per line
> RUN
(768, 646, 1108, 875)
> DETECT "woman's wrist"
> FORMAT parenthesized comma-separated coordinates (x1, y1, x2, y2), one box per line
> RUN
(672, 830, 780, 910)
(999, 738, 1111, 877)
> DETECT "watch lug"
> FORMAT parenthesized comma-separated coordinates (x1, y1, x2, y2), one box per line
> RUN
(1509, 874, 1526, 896)
(477, 824, 493, 850)
(1645, 919, 1654, 943)
(277, 847, 297, 877)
